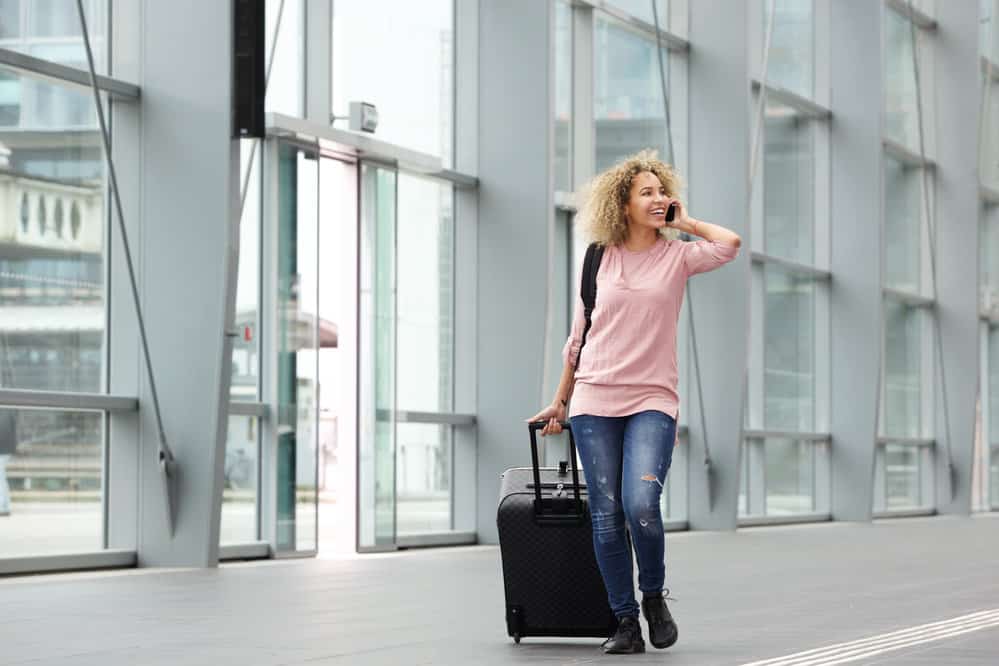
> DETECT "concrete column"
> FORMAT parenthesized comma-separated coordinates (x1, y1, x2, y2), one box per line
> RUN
(685, 0, 752, 530)
(828, 0, 883, 521)
(476, 0, 552, 543)
(933, 1, 980, 514)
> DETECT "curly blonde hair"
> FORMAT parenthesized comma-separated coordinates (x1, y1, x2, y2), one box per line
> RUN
(577, 149, 683, 247)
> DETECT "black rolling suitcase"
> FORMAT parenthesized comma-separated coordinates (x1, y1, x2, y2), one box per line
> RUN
(497, 421, 618, 644)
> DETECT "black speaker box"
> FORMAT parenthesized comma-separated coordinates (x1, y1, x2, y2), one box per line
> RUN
(233, 0, 265, 139)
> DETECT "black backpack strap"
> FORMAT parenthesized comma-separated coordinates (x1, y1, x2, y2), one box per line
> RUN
(576, 242, 604, 369)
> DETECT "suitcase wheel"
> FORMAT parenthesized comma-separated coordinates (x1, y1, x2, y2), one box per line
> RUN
(513, 633, 521, 644)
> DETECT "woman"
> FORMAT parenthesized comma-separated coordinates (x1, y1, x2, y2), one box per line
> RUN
(528, 150, 740, 654)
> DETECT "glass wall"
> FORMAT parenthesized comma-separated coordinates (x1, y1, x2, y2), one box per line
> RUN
(594, 14, 671, 170)
(765, 0, 813, 98)
(395, 173, 455, 536)
(332, 0, 453, 167)
(883, 156, 922, 294)
(884, 7, 921, 150)
(763, 100, 814, 265)
(0, 1, 112, 559)
(555, 0, 572, 192)
(877, 3, 936, 514)
(220, 414, 259, 545)
(764, 266, 815, 432)
(742, 0, 827, 521)
(0, 408, 103, 555)
(883, 298, 923, 439)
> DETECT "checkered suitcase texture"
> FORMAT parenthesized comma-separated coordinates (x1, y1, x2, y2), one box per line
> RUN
(496, 423, 619, 643)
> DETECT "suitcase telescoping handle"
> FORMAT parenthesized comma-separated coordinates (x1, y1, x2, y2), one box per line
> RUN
(528, 421, 585, 525)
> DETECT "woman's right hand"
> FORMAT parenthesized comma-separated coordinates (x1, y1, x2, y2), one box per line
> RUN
(526, 402, 567, 436)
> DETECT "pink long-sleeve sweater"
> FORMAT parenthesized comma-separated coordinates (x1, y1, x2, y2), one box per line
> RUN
(562, 237, 739, 419)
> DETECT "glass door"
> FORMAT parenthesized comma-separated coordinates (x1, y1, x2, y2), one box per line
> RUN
(316, 154, 359, 554)
(273, 142, 319, 553)
(358, 162, 398, 551)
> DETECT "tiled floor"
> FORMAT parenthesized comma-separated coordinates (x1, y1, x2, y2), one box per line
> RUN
(1, 514, 997, 665)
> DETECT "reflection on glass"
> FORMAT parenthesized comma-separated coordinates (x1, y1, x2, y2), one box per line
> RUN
(883, 443, 922, 509)
(765, 0, 813, 98)
(594, 16, 671, 171)
(0, 78, 105, 395)
(884, 8, 920, 149)
(883, 155, 922, 294)
(264, 0, 303, 117)
(232, 139, 261, 401)
(764, 438, 814, 516)
(0, 1, 19, 40)
(738, 441, 749, 516)
(883, 299, 922, 439)
(0, 408, 103, 556)
(764, 101, 813, 264)
(985, 84, 999, 191)
(1, 0, 109, 73)
(332, 0, 453, 166)
(764, 267, 814, 431)
(220, 415, 259, 545)
(359, 164, 397, 549)
(555, 0, 572, 192)
(991, 447, 999, 507)
(990, 327, 999, 444)
(396, 423, 451, 536)
(396, 174, 454, 413)
(274, 144, 318, 552)
(982, 215, 999, 297)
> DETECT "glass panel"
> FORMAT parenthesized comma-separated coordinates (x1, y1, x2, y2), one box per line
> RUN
(763, 101, 814, 264)
(220, 414, 259, 545)
(232, 139, 261, 401)
(274, 144, 318, 552)
(317, 156, 357, 552)
(359, 164, 397, 549)
(764, 438, 815, 515)
(332, 0, 454, 167)
(765, 0, 813, 98)
(396, 423, 451, 536)
(984, 83, 999, 190)
(990, 327, 999, 445)
(594, 15, 672, 171)
(738, 441, 749, 516)
(983, 213, 999, 303)
(983, 0, 999, 63)
(0, 408, 103, 556)
(883, 155, 922, 294)
(991, 446, 999, 507)
(396, 174, 454, 413)
(0, 1, 19, 39)
(883, 299, 922, 439)
(265, 0, 304, 117)
(555, 0, 572, 192)
(883, 443, 921, 509)
(764, 267, 815, 431)
(0, 81, 105, 393)
(884, 7, 920, 150)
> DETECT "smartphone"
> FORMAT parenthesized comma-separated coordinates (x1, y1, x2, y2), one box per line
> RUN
(665, 202, 676, 223)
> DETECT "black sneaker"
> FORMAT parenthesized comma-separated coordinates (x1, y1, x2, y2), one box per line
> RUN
(642, 591, 678, 649)
(602, 616, 645, 654)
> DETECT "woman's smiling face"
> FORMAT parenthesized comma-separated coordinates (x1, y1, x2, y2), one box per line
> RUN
(624, 171, 669, 233)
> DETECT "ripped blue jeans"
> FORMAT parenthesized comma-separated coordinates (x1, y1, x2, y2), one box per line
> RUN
(570, 410, 676, 619)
